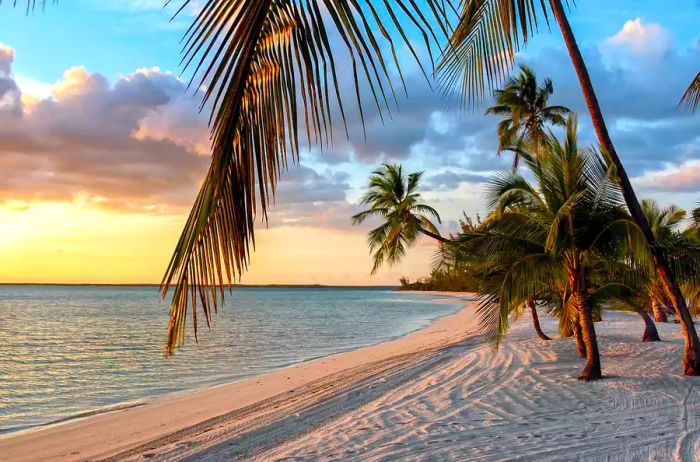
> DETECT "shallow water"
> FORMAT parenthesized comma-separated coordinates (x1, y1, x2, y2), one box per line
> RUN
(0, 285, 465, 433)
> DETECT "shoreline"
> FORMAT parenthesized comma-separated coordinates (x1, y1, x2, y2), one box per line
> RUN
(0, 292, 475, 462)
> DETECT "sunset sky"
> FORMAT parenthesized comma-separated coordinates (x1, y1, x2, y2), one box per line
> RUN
(0, 1, 699, 285)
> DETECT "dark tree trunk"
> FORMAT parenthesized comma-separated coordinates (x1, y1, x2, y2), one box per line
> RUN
(420, 228, 449, 243)
(550, 0, 700, 376)
(632, 305, 661, 342)
(528, 299, 551, 341)
(651, 294, 668, 323)
(573, 317, 586, 358)
(571, 272, 602, 381)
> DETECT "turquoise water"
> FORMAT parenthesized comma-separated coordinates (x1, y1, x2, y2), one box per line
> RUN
(0, 286, 464, 433)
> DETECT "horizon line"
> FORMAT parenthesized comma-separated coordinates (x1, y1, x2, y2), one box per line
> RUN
(0, 283, 399, 289)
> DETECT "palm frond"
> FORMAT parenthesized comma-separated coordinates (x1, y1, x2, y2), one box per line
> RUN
(161, 0, 450, 353)
(679, 71, 700, 113)
(437, 0, 569, 107)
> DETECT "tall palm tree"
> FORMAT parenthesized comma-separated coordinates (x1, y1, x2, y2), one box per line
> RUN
(641, 199, 686, 322)
(486, 64, 570, 165)
(679, 71, 700, 112)
(437, 0, 700, 376)
(352, 164, 446, 274)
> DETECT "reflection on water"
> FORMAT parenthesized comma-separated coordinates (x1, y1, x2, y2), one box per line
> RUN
(0, 286, 464, 432)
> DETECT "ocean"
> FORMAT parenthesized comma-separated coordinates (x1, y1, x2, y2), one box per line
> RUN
(0, 285, 465, 433)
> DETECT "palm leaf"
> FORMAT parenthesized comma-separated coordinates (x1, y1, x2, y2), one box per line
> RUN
(161, 0, 450, 353)
(437, 0, 568, 107)
(679, 71, 700, 113)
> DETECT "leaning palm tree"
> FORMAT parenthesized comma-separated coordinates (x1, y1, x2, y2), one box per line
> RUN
(679, 71, 700, 112)
(437, 0, 700, 375)
(352, 164, 445, 274)
(486, 64, 570, 165)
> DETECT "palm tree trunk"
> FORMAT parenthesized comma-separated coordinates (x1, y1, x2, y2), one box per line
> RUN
(528, 299, 551, 341)
(571, 272, 602, 380)
(573, 317, 586, 358)
(420, 228, 449, 243)
(631, 304, 661, 342)
(651, 293, 668, 323)
(550, 0, 700, 376)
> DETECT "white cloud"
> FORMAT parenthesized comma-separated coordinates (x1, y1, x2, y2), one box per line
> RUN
(603, 18, 672, 67)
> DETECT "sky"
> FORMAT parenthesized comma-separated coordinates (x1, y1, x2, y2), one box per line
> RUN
(0, 1, 699, 285)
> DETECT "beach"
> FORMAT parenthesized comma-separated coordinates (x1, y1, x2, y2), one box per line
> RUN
(2, 293, 700, 461)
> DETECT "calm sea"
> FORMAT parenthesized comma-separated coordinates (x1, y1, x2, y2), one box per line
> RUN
(0, 285, 465, 433)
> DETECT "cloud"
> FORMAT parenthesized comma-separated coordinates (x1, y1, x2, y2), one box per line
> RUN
(0, 43, 21, 115)
(637, 160, 700, 192)
(424, 170, 490, 191)
(0, 48, 209, 212)
(603, 18, 672, 64)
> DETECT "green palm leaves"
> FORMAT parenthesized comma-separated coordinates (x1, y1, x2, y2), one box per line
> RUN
(679, 71, 700, 112)
(486, 65, 570, 162)
(160, 0, 451, 353)
(473, 117, 630, 344)
(437, 0, 567, 107)
(352, 164, 443, 274)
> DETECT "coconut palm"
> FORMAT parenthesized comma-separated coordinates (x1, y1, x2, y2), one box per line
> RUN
(680, 71, 700, 112)
(641, 199, 686, 322)
(352, 164, 446, 274)
(437, 0, 700, 375)
(473, 116, 638, 380)
(486, 64, 570, 165)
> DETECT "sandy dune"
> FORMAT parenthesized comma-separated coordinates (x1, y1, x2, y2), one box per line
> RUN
(4, 293, 700, 461)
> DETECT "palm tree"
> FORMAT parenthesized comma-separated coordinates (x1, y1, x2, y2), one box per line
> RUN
(352, 164, 446, 274)
(680, 71, 700, 112)
(641, 199, 686, 322)
(437, 0, 700, 375)
(486, 64, 570, 165)
(473, 116, 638, 380)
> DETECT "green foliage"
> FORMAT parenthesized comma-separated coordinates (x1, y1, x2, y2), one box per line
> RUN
(486, 65, 571, 165)
(398, 268, 479, 293)
(352, 164, 443, 274)
(448, 115, 644, 345)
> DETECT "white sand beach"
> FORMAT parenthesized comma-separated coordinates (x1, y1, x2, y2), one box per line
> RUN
(2, 293, 699, 461)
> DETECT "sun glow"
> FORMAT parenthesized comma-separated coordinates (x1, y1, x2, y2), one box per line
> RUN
(0, 201, 432, 285)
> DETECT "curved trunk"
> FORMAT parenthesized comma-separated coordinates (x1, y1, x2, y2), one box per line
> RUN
(632, 304, 661, 342)
(571, 272, 602, 381)
(573, 317, 586, 358)
(651, 293, 668, 323)
(419, 228, 449, 244)
(528, 299, 551, 341)
(550, 0, 700, 376)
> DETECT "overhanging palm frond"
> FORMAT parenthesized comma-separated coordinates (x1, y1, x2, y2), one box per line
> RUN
(162, 1, 450, 354)
(437, 0, 572, 107)
(679, 71, 700, 113)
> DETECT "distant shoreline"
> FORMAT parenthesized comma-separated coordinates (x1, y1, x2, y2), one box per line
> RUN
(0, 283, 399, 289)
